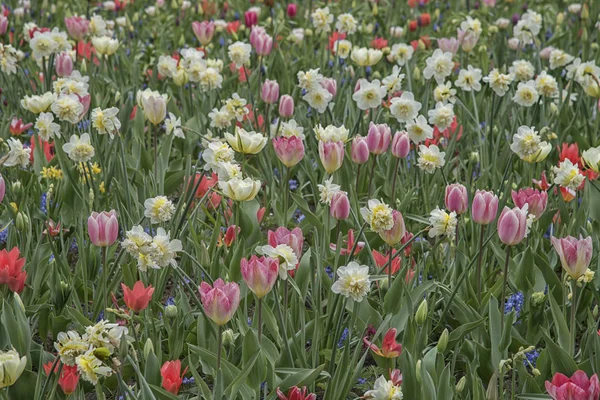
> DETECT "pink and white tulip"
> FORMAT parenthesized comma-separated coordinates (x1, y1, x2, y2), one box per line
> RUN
(471, 190, 498, 225)
(551, 236, 593, 279)
(318, 140, 344, 174)
(367, 123, 391, 155)
(241, 256, 279, 298)
(273, 136, 304, 167)
(445, 184, 469, 215)
(497, 205, 528, 246)
(511, 188, 547, 220)
(87, 210, 119, 247)
(199, 279, 240, 326)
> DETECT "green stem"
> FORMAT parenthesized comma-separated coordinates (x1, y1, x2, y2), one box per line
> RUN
(102, 246, 108, 313)
(257, 297, 263, 344)
(500, 246, 512, 330)
(476, 224, 485, 303)
(216, 325, 223, 370)
(570, 280, 577, 356)
(368, 157, 376, 198)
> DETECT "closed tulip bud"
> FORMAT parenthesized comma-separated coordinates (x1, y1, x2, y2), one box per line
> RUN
(318, 140, 344, 173)
(142, 95, 167, 126)
(497, 205, 528, 246)
(11, 181, 21, 195)
(244, 10, 258, 28)
(261, 79, 279, 104)
(511, 188, 547, 220)
(379, 210, 406, 246)
(413, 66, 421, 80)
(88, 210, 119, 247)
(321, 78, 337, 97)
(222, 329, 235, 347)
(144, 338, 155, 358)
(531, 291, 546, 306)
(351, 135, 370, 164)
(471, 190, 499, 225)
(415, 360, 422, 383)
(367, 122, 391, 155)
(445, 183, 469, 215)
(415, 299, 428, 325)
(0, 349, 26, 389)
(0, 16, 8, 36)
(391, 131, 410, 158)
(456, 376, 466, 393)
(199, 279, 241, 326)
(0, 175, 5, 203)
(165, 304, 178, 318)
(437, 329, 449, 353)
(273, 136, 305, 167)
(55, 52, 73, 77)
(551, 235, 593, 279)
(279, 95, 294, 117)
(192, 21, 215, 46)
(240, 255, 279, 298)
(330, 191, 350, 220)
(15, 212, 27, 232)
(254, 32, 273, 56)
(556, 12, 565, 24)
(594, 305, 599, 318)
(287, 3, 297, 18)
(64, 16, 90, 41)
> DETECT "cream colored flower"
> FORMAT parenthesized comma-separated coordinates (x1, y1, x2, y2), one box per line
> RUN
(427, 102, 454, 131)
(21, 92, 57, 114)
(202, 141, 235, 171)
(331, 261, 371, 302)
(302, 87, 333, 113)
(51, 94, 84, 123)
(257, 244, 299, 279)
(512, 81, 539, 107)
(549, 49, 574, 70)
(407, 115, 433, 144)
(336, 13, 358, 34)
(317, 178, 342, 205)
(0, 349, 27, 389)
(389, 91, 421, 123)
(361, 199, 394, 233)
(351, 47, 383, 67)
(353, 79, 386, 110)
(423, 49, 454, 84)
(54, 331, 89, 366)
(314, 124, 349, 143)
(228, 41, 251, 69)
(219, 177, 261, 201)
(75, 349, 112, 384)
(510, 126, 551, 163)
(582, 146, 600, 173)
(297, 69, 324, 92)
(428, 207, 458, 239)
(91, 107, 121, 138)
(141, 94, 167, 125)
(165, 112, 184, 138)
(311, 7, 333, 33)
(225, 127, 267, 154)
(433, 82, 457, 103)
(35, 112, 61, 141)
(553, 159, 585, 191)
(144, 195, 176, 224)
(483, 69, 514, 96)
(4, 138, 31, 168)
(333, 40, 352, 59)
(417, 144, 446, 173)
(455, 65, 482, 92)
(91, 36, 119, 56)
(63, 133, 95, 162)
(364, 375, 403, 400)
(387, 43, 413, 66)
(535, 71, 558, 98)
(510, 60, 535, 82)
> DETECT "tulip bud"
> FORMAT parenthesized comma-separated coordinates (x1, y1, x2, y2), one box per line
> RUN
(532, 368, 541, 376)
(55, 52, 73, 77)
(261, 79, 279, 104)
(471, 190, 499, 225)
(318, 140, 344, 174)
(93, 347, 111, 360)
(144, 338, 155, 358)
(415, 360, 422, 383)
(594, 305, 599, 318)
(367, 122, 391, 155)
(0, 175, 5, 203)
(379, 210, 406, 246)
(415, 299, 428, 325)
(13, 292, 25, 312)
(88, 210, 119, 247)
(11, 181, 22, 195)
(456, 376, 466, 393)
(445, 184, 469, 215)
(437, 329, 449, 353)
(286, 3, 297, 18)
(222, 328, 235, 347)
(330, 191, 350, 220)
(531, 291, 546, 306)
(273, 136, 305, 167)
(413, 66, 421, 80)
(321, 78, 337, 97)
(497, 206, 528, 246)
(15, 212, 28, 232)
(351, 135, 370, 164)
(165, 304, 178, 318)
(279, 95, 294, 117)
(391, 131, 410, 158)
(192, 21, 215, 46)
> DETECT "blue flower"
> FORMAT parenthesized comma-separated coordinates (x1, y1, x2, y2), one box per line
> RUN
(524, 349, 540, 368)
(325, 266, 333, 279)
(504, 292, 525, 319)
(288, 179, 298, 191)
(338, 327, 349, 348)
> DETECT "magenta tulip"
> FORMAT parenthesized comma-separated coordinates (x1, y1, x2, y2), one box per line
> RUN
(244, 10, 258, 28)
(273, 136, 304, 167)
(471, 190, 499, 225)
(391, 131, 410, 158)
(351, 135, 370, 164)
(279, 95, 294, 117)
(551, 235, 593, 279)
(287, 4, 298, 18)
(87, 210, 119, 247)
(192, 21, 215, 46)
(379, 210, 406, 246)
(318, 140, 344, 174)
(367, 122, 391, 155)
(64, 16, 90, 41)
(55, 52, 73, 77)
(261, 79, 279, 104)
(511, 188, 547, 220)
(268, 227, 303, 259)
(241, 256, 279, 298)
(445, 183, 469, 215)
(330, 191, 350, 220)
(497, 205, 528, 246)
(545, 371, 600, 400)
(199, 279, 240, 326)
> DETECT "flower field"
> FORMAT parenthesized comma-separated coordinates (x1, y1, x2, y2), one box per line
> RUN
(1, 0, 600, 398)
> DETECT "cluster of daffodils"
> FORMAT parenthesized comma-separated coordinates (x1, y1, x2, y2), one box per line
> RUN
(122, 225, 182, 272)
(0, 43, 23, 75)
(209, 93, 250, 129)
(298, 68, 336, 113)
(54, 320, 127, 384)
(29, 27, 70, 61)
(158, 47, 224, 90)
(331, 261, 371, 302)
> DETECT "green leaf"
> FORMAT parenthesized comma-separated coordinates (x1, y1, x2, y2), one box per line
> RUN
(541, 330, 577, 375)
(269, 365, 326, 399)
(548, 294, 571, 350)
(290, 192, 323, 230)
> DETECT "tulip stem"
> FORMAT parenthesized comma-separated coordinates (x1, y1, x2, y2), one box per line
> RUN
(283, 281, 289, 329)
(257, 297, 263, 344)
(153, 123, 158, 192)
(355, 164, 362, 197)
(368, 157, 376, 197)
(390, 157, 400, 208)
(570, 280, 577, 356)
(102, 246, 108, 313)
(216, 325, 223, 371)
(388, 244, 393, 287)
(500, 246, 512, 329)
(476, 224, 485, 302)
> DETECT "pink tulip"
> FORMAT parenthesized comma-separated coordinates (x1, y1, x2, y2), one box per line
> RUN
(273, 136, 304, 167)
(511, 188, 547, 220)
(287, 3, 297, 18)
(241, 256, 279, 298)
(367, 122, 391, 155)
(551, 236, 593, 279)
(192, 21, 215, 46)
(0, 15, 8, 35)
(545, 371, 600, 400)
(321, 78, 337, 97)
(379, 210, 406, 246)
(55, 52, 73, 77)
(244, 10, 258, 28)
(77, 94, 91, 121)
(261, 79, 279, 104)
(351, 135, 370, 164)
(249, 26, 267, 47)
(279, 95, 294, 117)
(471, 190, 498, 225)
(64, 16, 90, 41)
(539, 46, 555, 60)
(318, 140, 344, 174)
(0, 175, 5, 203)
(482, 0, 496, 6)
(445, 184, 469, 215)
(497, 206, 528, 246)
(268, 227, 303, 259)
(437, 37, 460, 54)
(391, 131, 410, 158)
(87, 210, 119, 247)
(199, 279, 240, 326)
(253, 32, 273, 56)
(330, 191, 350, 220)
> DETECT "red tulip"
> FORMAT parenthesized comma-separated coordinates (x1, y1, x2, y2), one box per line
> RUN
(276, 386, 317, 400)
(329, 229, 365, 256)
(44, 361, 80, 395)
(9, 118, 32, 136)
(121, 281, 155, 312)
(545, 371, 600, 400)
(161, 360, 187, 395)
(363, 328, 403, 358)
(0, 247, 26, 293)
